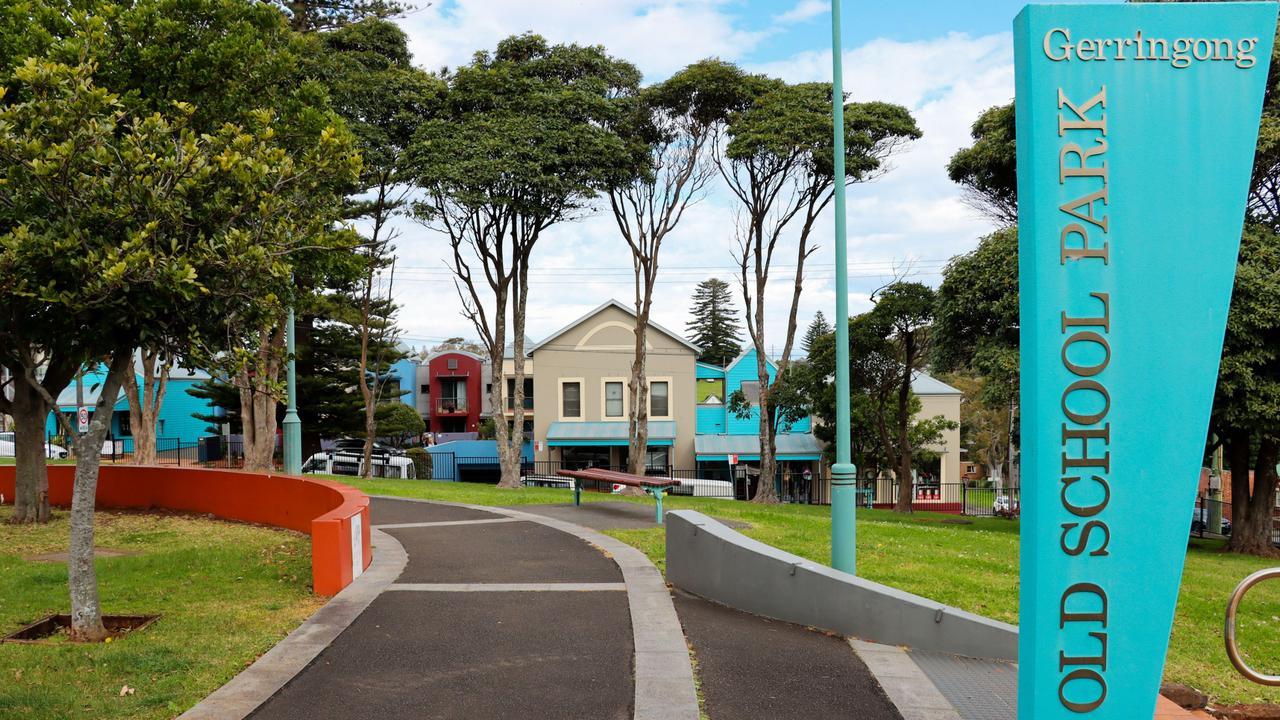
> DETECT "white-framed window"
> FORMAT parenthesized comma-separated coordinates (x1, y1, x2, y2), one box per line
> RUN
(559, 378, 584, 421)
(648, 377, 672, 419)
(603, 379, 626, 418)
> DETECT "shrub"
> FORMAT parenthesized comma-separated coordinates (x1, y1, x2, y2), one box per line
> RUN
(406, 447, 432, 480)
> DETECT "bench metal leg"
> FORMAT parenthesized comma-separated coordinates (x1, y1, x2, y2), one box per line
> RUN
(647, 488, 666, 525)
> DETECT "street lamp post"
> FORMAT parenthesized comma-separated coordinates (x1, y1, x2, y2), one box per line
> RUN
(283, 306, 302, 475)
(829, 0, 858, 574)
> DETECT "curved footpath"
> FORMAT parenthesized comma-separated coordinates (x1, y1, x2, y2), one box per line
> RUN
(183, 496, 698, 720)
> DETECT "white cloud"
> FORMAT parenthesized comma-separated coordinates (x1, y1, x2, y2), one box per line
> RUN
(397, 0, 765, 80)
(774, 0, 828, 25)
(386, 29, 1013, 352)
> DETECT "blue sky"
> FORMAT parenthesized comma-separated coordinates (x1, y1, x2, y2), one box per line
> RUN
(388, 1, 1113, 349)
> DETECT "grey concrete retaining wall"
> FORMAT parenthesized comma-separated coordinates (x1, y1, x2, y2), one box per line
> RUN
(666, 510, 1019, 662)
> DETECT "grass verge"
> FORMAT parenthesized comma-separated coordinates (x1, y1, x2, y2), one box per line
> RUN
(0, 508, 320, 719)
(351, 478, 1280, 705)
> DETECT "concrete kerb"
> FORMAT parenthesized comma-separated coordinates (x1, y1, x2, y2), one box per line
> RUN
(666, 510, 1019, 663)
(176, 528, 408, 720)
(372, 495, 701, 720)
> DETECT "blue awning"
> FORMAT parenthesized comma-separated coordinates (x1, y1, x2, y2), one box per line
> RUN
(546, 421, 676, 447)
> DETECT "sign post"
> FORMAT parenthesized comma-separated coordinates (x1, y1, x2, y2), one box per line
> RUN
(1014, 4, 1275, 717)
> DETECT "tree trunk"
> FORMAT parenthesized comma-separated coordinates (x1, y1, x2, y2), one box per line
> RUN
(66, 352, 131, 642)
(10, 380, 52, 523)
(894, 335, 916, 513)
(239, 327, 283, 473)
(752, 349, 780, 504)
(1226, 433, 1279, 556)
(626, 307, 651, 478)
(123, 350, 168, 466)
(498, 270, 529, 490)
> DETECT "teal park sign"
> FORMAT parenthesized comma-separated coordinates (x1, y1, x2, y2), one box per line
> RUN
(1014, 3, 1275, 717)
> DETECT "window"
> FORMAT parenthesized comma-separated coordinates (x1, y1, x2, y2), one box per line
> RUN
(649, 381, 669, 417)
(506, 378, 534, 410)
(644, 448, 669, 471)
(116, 411, 132, 437)
(421, 384, 430, 394)
(741, 381, 761, 405)
(562, 381, 582, 418)
(447, 358, 458, 370)
(605, 381, 624, 417)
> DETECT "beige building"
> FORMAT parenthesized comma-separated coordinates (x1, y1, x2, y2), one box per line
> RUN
(864, 372, 965, 508)
(527, 300, 699, 470)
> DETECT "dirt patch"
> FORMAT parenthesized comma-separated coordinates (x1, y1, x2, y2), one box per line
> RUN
(24, 547, 140, 563)
(2, 614, 159, 644)
(1210, 705, 1280, 720)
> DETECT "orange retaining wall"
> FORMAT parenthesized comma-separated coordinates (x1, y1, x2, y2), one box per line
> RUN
(0, 465, 371, 596)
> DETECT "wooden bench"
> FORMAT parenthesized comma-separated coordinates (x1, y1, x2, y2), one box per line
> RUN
(555, 468, 681, 524)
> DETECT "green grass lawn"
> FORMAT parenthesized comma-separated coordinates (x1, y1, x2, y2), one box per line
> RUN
(0, 508, 321, 719)
(350, 477, 1280, 706)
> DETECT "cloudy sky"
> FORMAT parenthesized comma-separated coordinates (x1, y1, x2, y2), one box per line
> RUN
(385, 0, 1111, 352)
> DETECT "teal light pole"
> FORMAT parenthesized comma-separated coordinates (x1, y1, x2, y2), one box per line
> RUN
(283, 306, 302, 475)
(829, 0, 857, 574)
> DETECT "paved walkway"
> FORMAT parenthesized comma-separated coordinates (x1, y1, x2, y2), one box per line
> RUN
(208, 496, 1211, 720)
(248, 497, 686, 720)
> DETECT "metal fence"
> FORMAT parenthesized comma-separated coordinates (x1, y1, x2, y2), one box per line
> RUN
(45, 433, 251, 469)
(1191, 494, 1233, 538)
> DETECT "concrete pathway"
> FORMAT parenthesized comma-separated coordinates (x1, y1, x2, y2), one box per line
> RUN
(244, 497, 698, 720)
(675, 591, 903, 720)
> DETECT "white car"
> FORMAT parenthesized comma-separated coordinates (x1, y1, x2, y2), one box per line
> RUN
(301, 448, 417, 480)
(628, 476, 734, 499)
(0, 432, 69, 459)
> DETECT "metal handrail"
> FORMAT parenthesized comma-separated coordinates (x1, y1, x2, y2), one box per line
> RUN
(1225, 567, 1280, 686)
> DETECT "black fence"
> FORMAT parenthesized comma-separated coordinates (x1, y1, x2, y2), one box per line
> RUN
(43, 433, 251, 469)
(1191, 494, 1233, 538)
(860, 482, 1021, 518)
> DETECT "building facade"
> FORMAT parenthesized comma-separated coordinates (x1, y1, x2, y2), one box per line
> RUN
(528, 300, 698, 470)
(423, 350, 485, 436)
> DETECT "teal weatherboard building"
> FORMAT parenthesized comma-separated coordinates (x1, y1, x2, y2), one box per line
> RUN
(45, 362, 222, 452)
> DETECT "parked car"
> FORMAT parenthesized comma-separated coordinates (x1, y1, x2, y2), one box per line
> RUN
(1191, 507, 1232, 535)
(0, 432, 68, 459)
(637, 476, 734, 499)
(302, 438, 416, 480)
(993, 494, 1020, 517)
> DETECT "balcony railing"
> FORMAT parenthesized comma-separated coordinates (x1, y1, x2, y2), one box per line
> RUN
(435, 397, 468, 415)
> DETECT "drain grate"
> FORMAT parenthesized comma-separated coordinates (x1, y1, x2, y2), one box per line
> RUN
(908, 650, 1017, 720)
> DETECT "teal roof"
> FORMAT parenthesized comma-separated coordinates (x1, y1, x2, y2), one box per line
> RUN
(696, 362, 725, 379)
(547, 421, 676, 442)
(695, 433, 822, 458)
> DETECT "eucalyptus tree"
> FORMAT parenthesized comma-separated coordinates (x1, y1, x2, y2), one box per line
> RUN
(610, 59, 749, 476)
(410, 34, 640, 488)
(722, 81, 920, 503)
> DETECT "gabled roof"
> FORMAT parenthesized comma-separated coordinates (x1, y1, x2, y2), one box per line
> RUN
(911, 372, 963, 396)
(724, 347, 777, 375)
(427, 349, 486, 363)
(527, 299, 700, 355)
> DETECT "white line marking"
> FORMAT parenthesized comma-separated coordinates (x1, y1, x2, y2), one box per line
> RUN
(374, 517, 522, 529)
(387, 583, 628, 592)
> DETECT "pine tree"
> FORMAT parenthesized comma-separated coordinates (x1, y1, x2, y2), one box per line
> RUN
(686, 278, 743, 366)
(802, 311, 833, 355)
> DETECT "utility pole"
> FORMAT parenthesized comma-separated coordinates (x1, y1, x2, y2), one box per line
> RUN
(283, 307, 302, 475)
(829, 0, 857, 574)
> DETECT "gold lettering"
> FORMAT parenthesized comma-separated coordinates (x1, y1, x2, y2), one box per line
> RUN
(1058, 86, 1107, 136)
(1060, 223, 1110, 264)
(1061, 293, 1111, 333)
(1059, 188, 1109, 232)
